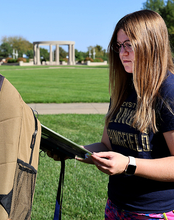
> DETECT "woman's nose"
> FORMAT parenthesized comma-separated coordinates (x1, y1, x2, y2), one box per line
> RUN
(119, 45, 129, 55)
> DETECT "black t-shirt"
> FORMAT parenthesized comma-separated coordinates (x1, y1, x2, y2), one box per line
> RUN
(107, 71, 174, 213)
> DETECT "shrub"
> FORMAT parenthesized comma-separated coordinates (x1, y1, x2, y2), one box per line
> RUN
(84, 57, 93, 62)
(77, 56, 84, 63)
(60, 58, 68, 62)
(7, 58, 17, 63)
(93, 57, 104, 62)
(41, 59, 46, 64)
(17, 57, 26, 63)
(77, 59, 84, 63)
(6, 57, 13, 63)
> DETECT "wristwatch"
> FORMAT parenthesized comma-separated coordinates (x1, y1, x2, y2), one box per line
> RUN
(124, 156, 137, 175)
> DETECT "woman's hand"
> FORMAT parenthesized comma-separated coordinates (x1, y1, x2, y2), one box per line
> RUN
(91, 151, 129, 175)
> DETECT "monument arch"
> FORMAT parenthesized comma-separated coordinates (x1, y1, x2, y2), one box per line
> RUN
(33, 41, 75, 65)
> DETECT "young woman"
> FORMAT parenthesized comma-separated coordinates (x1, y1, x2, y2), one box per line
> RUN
(78, 10, 174, 219)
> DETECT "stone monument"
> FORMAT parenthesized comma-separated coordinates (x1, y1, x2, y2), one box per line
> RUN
(33, 41, 75, 65)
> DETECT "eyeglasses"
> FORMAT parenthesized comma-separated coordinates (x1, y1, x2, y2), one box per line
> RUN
(111, 41, 133, 53)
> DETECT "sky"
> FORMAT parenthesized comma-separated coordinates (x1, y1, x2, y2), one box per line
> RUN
(1, 0, 145, 52)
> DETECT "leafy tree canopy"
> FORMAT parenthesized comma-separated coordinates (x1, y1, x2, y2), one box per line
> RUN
(142, 0, 174, 52)
(0, 42, 13, 57)
(75, 49, 88, 61)
(142, 0, 165, 12)
(40, 48, 49, 60)
(59, 47, 67, 59)
(1, 36, 33, 57)
(86, 45, 108, 60)
(26, 50, 34, 59)
(158, 0, 174, 34)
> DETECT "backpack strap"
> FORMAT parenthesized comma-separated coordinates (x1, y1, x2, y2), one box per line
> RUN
(0, 75, 4, 91)
(29, 109, 38, 165)
(53, 157, 65, 220)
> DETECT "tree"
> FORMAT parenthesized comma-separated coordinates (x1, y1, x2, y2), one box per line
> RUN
(0, 42, 13, 57)
(40, 48, 49, 60)
(142, 0, 174, 52)
(1, 36, 33, 57)
(159, 0, 174, 50)
(87, 45, 108, 61)
(59, 47, 67, 59)
(26, 50, 34, 59)
(142, 0, 165, 12)
(94, 45, 104, 58)
(75, 49, 88, 62)
(143, 0, 174, 34)
(159, 0, 174, 34)
(95, 45, 103, 52)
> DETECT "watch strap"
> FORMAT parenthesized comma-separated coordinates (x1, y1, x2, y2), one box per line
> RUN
(125, 156, 136, 175)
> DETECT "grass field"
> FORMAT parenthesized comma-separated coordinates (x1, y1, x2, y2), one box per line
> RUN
(0, 66, 109, 103)
(32, 114, 108, 220)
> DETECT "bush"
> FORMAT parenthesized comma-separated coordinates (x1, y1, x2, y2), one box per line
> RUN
(84, 57, 93, 62)
(7, 58, 17, 63)
(6, 57, 12, 63)
(41, 59, 46, 64)
(93, 57, 104, 62)
(59, 58, 68, 62)
(17, 57, 26, 63)
(77, 56, 84, 63)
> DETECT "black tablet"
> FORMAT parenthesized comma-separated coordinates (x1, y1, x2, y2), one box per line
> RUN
(40, 124, 92, 159)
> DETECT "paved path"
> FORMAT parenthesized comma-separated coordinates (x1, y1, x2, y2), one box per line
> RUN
(28, 103, 109, 115)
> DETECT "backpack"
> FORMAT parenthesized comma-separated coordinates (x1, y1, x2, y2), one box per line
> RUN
(0, 75, 41, 220)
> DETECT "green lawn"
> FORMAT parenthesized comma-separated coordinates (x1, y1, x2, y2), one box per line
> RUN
(32, 114, 108, 220)
(0, 66, 109, 103)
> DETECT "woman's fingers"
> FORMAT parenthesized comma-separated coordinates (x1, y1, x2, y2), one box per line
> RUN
(91, 152, 128, 176)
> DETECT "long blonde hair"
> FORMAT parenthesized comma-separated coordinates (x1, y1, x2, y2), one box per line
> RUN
(106, 10, 174, 133)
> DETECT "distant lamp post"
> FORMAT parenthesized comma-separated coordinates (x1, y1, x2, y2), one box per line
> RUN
(89, 47, 91, 58)
(12, 49, 18, 59)
(93, 48, 96, 59)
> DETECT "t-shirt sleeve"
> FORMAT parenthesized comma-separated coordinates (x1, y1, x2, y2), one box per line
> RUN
(159, 72, 174, 133)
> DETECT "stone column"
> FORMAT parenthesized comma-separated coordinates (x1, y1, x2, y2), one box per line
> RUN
(33, 44, 37, 64)
(37, 44, 40, 65)
(72, 44, 75, 65)
(49, 45, 52, 64)
(56, 44, 59, 65)
(68, 44, 72, 65)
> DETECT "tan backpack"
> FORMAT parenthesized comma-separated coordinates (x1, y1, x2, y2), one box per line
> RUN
(0, 75, 41, 220)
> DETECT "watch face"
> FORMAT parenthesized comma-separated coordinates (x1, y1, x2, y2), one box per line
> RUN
(126, 164, 136, 175)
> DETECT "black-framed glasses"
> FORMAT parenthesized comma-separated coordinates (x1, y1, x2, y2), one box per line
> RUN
(111, 40, 133, 53)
